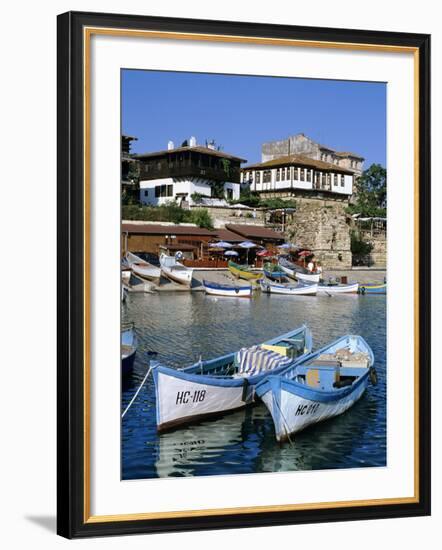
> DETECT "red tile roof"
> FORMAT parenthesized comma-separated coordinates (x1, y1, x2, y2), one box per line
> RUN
(225, 224, 285, 241)
(242, 154, 353, 173)
(134, 145, 246, 163)
(212, 228, 246, 243)
(122, 223, 214, 236)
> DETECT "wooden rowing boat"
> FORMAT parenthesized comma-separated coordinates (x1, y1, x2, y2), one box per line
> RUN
(358, 283, 387, 294)
(125, 251, 161, 283)
(256, 335, 376, 442)
(278, 257, 320, 283)
(203, 280, 252, 298)
(263, 262, 287, 281)
(227, 260, 261, 281)
(152, 325, 313, 432)
(260, 280, 318, 295)
(159, 253, 193, 287)
(317, 282, 359, 294)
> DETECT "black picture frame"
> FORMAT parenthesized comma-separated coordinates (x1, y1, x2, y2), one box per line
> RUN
(57, 10, 431, 539)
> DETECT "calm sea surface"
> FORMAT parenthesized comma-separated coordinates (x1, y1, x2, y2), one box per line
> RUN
(122, 291, 386, 479)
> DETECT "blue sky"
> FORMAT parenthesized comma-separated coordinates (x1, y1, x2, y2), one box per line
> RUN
(122, 70, 386, 168)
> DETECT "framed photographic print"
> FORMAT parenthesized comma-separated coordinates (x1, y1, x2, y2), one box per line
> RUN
(57, 11, 431, 538)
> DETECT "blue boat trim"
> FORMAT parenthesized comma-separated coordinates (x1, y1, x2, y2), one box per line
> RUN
(257, 370, 370, 404)
(152, 325, 313, 386)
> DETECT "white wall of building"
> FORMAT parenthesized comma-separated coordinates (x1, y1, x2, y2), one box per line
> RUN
(140, 177, 240, 206)
(246, 167, 353, 196)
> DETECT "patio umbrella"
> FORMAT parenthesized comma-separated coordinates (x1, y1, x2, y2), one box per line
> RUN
(257, 249, 274, 257)
(238, 240, 258, 249)
(298, 250, 313, 257)
(211, 241, 233, 248)
(278, 243, 293, 249)
(224, 250, 238, 256)
(238, 241, 259, 264)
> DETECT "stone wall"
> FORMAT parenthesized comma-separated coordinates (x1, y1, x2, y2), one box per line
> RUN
(189, 205, 266, 228)
(286, 199, 352, 269)
(356, 230, 387, 267)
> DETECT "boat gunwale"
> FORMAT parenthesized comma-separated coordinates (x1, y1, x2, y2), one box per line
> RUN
(256, 334, 374, 397)
(152, 325, 312, 386)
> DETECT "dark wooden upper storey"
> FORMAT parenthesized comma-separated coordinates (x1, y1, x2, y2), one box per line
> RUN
(134, 146, 247, 183)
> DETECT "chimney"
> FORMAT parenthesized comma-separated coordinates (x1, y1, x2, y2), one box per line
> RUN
(167, 140, 174, 150)
(189, 136, 197, 147)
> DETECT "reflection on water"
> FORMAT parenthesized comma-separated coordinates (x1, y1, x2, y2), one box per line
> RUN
(122, 292, 386, 479)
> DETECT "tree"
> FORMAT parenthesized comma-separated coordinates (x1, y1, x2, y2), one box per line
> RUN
(348, 164, 387, 217)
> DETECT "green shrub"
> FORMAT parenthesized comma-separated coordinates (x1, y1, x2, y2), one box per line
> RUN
(122, 202, 193, 224)
(190, 208, 214, 229)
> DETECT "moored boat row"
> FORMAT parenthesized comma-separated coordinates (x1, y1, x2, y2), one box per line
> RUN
(147, 326, 377, 442)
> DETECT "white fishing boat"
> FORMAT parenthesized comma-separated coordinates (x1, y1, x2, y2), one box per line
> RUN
(159, 253, 193, 287)
(278, 257, 320, 283)
(203, 280, 252, 298)
(317, 282, 359, 294)
(152, 325, 312, 432)
(260, 280, 318, 296)
(125, 251, 161, 283)
(256, 335, 376, 442)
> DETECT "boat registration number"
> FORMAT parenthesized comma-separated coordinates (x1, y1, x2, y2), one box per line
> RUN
(176, 390, 206, 405)
(295, 403, 320, 416)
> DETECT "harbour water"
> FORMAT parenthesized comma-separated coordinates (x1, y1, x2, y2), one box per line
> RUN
(122, 291, 386, 480)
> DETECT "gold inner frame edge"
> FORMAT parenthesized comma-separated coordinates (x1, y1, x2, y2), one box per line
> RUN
(82, 26, 420, 524)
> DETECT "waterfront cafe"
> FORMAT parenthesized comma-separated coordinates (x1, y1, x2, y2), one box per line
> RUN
(121, 222, 285, 267)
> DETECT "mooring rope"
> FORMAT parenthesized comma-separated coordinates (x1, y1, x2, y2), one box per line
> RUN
(121, 366, 152, 419)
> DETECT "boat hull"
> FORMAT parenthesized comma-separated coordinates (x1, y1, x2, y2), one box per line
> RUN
(152, 325, 313, 431)
(131, 264, 161, 283)
(122, 349, 136, 376)
(263, 269, 286, 280)
(296, 271, 320, 283)
(204, 282, 252, 297)
(125, 252, 161, 282)
(358, 283, 387, 294)
(259, 374, 369, 441)
(121, 327, 138, 377)
(159, 253, 194, 286)
(278, 260, 320, 283)
(161, 266, 193, 286)
(153, 367, 251, 431)
(228, 261, 261, 281)
(260, 281, 318, 295)
(317, 282, 359, 294)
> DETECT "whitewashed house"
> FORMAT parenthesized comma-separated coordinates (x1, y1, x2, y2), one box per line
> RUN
(241, 154, 354, 200)
(135, 137, 246, 207)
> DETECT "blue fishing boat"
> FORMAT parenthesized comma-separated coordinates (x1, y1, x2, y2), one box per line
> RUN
(263, 262, 287, 281)
(152, 325, 313, 431)
(358, 283, 387, 294)
(256, 335, 376, 442)
(122, 325, 138, 377)
(203, 279, 252, 298)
